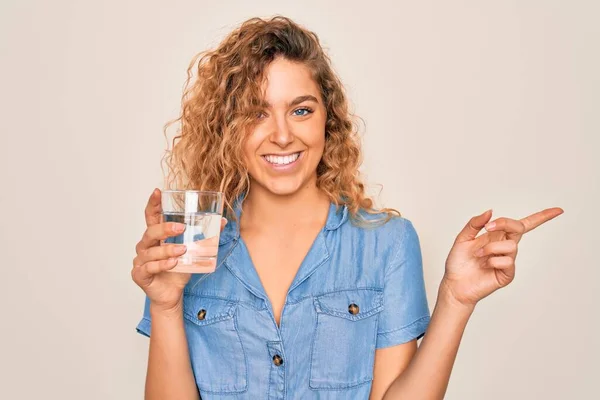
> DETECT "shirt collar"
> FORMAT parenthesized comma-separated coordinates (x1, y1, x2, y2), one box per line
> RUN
(218, 194, 244, 245)
(324, 201, 349, 231)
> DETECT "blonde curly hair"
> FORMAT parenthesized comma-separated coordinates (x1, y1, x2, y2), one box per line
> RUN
(162, 16, 400, 227)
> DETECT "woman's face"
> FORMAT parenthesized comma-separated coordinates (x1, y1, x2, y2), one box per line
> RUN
(242, 57, 327, 197)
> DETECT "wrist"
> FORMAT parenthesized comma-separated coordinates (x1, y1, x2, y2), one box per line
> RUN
(150, 298, 184, 317)
(438, 279, 476, 316)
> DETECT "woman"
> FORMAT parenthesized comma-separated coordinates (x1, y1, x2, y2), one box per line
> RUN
(131, 16, 563, 399)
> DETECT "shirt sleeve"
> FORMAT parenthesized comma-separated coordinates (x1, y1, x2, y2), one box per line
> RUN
(135, 295, 152, 338)
(376, 218, 431, 349)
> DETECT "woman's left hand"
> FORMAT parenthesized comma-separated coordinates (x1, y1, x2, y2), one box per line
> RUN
(441, 207, 564, 308)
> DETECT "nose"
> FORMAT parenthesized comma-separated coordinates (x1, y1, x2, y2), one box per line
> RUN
(268, 115, 295, 147)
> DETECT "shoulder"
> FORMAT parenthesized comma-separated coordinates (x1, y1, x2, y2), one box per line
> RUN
(349, 208, 418, 241)
(338, 208, 421, 263)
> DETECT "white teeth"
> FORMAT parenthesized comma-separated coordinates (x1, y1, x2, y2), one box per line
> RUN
(264, 152, 300, 165)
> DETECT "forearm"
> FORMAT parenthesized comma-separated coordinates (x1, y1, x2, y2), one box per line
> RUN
(382, 285, 474, 400)
(145, 303, 199, 400)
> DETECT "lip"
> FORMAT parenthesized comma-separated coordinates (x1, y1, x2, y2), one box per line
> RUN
(261, 151, 304, 171)
(261, 151, 304, 157)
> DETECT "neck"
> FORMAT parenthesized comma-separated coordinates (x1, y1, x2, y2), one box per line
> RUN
(241, 178, 330, 232)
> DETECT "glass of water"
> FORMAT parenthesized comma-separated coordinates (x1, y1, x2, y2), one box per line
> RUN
(161, 190, 224, 273)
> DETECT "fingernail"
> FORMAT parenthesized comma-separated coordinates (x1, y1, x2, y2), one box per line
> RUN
(485, 222, 496, 231)
(174, 223, 186, 232)
(475, 248, 485, 256)
(168, 257, 177, 264)
(176, 245, 187, 254)
(223, 218, 228, 225)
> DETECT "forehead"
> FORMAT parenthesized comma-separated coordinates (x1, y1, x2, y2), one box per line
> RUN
(261, 58, 320, 102)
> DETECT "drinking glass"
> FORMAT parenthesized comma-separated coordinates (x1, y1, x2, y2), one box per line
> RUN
(161, 190, 224, 273)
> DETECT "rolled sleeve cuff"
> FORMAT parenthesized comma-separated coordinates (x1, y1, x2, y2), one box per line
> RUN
(376, 315, 430, 349)
(136, 317, 151, 338)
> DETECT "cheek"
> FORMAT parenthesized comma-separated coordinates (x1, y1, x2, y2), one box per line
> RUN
(240, 145, 257, 176)
(302, 116, 327, 149)
(242, 140, 252, 159)
(242, 130, 262, 162)
(311, 126, 326, 156)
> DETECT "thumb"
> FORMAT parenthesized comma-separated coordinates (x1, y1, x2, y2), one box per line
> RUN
(220, 217, 228, 232)
(454, 209, 493, 244)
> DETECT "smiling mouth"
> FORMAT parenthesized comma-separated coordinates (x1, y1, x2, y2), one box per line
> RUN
(261, 151, 303, 166)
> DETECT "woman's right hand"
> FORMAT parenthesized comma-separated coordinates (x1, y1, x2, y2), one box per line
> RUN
(131, 188, 227, 313)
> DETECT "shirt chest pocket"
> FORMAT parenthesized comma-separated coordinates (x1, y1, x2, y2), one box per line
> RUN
(309, 288, 384, 390)
(182, 293, 248, 394)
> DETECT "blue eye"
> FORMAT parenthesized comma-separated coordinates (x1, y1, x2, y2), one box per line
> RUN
(293, 107, 312, 117)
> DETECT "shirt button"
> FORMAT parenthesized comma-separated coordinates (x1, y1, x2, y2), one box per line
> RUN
(197, 309, 207, 320)
(273, 354, 284, 366)
(348, 303, 360, 315)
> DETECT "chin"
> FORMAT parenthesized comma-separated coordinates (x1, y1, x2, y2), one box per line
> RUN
(265, 181, 303, 196)
(253, 175, 305, 197)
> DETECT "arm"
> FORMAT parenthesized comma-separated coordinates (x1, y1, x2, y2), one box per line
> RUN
(369, 340, 416, 399)
(373, 286, 473, 400)
(372, 207, 562, 399)
(133, 189, 229, 399)
(145, 302, 200, 400)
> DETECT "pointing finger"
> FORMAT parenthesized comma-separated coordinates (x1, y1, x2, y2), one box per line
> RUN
(520, 207, 564, 234)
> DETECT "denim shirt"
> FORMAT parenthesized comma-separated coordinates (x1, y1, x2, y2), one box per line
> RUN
(136, 200, 431, 399)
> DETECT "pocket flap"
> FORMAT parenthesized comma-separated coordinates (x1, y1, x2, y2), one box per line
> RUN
(314, 288, 384, 321)
(183, 294, 237, 326)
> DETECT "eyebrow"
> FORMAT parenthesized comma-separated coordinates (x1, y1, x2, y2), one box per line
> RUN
(261, 95, 319, 109)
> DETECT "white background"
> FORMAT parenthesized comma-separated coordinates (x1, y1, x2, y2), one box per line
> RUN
(1, 1, 598, 398)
